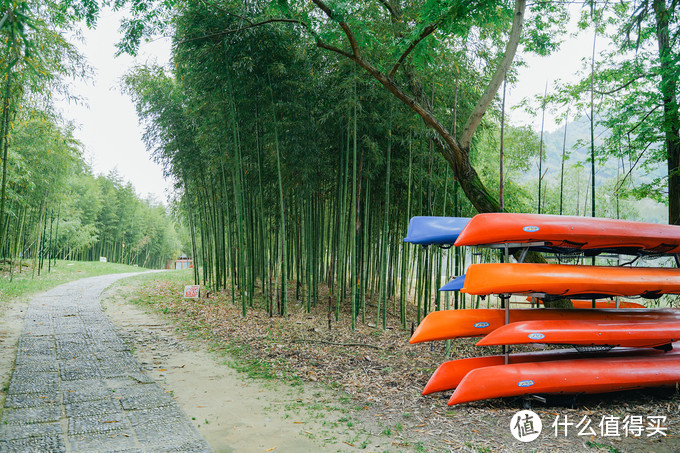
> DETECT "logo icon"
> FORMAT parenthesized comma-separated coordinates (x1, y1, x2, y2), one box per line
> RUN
(528, 332, 545, 340)
(523, 225, 540, 233)
(518, 380, 535, 387)
(510, 410, 542, 442)
(474, 321, 490, 328)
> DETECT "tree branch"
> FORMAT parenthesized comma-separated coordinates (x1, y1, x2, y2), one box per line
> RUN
(309, 5, 501, 213)
(389, 23, 438, 79)
(311, 0, 360, 57)
(347, 54, 461, 166)
(460, 0, 527, 149)
(376, 0, 401, 20)
(176, 18, 307, 45)
(627, 104, 661, 135)
(595, 73, 647, 96)
(615, 140, 654, 193)
(316, 40, 355, 60)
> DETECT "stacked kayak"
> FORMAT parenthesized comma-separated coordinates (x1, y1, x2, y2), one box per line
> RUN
(405, 213, 680, 405)
(423, 343, 680, 396)
(462, 262, 680, 299)
(409, 308, 680, 343)
(403, 216, 470, 246)
(454, 213, 680, 255)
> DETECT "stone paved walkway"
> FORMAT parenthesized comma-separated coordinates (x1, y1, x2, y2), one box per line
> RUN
(0, 273, 213, 452)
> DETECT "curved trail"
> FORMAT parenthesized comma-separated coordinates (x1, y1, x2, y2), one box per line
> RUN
(0, 273, 212, 452)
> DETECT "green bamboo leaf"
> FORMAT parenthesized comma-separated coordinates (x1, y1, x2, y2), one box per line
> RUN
(0, 11, 10, 30)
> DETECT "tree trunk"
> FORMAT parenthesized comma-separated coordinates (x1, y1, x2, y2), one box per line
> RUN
(590, 7, 597, 219)
(560, 108, 569, 215)
(315, 1, 529, 216)
(653, 0, 680, 225)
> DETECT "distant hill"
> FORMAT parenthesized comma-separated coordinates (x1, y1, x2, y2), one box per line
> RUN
(532, 116, 665, 186)
(509, 116, 668, 223)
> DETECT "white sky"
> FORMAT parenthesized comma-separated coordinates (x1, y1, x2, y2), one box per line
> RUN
(509, 5, 597, 131)
(56, 8, 173, 203)
(57, 5, 595, 202)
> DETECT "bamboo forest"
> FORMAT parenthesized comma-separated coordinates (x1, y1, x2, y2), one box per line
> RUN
(2, 1, 680, 451)
(1, 0, 678, 327)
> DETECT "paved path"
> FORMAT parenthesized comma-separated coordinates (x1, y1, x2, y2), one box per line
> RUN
(0, 273, 213, 453)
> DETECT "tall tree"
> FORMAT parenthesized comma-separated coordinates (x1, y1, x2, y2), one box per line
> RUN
(648, 0, 680, 224)
(562, 1, 679, 224)
(175, 0, 568, 217)
(0, 0, 84, 252)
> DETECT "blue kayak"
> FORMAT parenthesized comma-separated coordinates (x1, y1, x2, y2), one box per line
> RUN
(403, 216, 470, 246)
(439, 274, 466, 291)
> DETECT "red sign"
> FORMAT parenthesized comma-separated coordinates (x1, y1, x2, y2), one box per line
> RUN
(184, 285, 200, 299)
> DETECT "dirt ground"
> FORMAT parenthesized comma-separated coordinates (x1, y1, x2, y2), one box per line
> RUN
(0, 296, 28, 414)
(101, 284, 393, 452)
(95, 275, 680, 453)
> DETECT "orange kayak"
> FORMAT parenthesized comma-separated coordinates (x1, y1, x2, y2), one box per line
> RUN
(454, 213, 680, 255)
(448, 351, 680, 405)
(423, 345, 678, 395)
(462, 263, 680, 298)
(409, 308, 680, 343)
(476, 319, 680, 348)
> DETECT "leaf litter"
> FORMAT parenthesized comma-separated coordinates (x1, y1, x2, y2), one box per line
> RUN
(121, 277, 680, 452)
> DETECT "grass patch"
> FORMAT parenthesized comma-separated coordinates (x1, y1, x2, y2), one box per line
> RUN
(0, 260, 149, 302)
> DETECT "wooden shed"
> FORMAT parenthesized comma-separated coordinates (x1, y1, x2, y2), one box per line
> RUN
(166, 256, 193, 270)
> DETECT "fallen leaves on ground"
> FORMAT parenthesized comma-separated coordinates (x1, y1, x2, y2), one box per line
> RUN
(123, 278, 680, 452)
